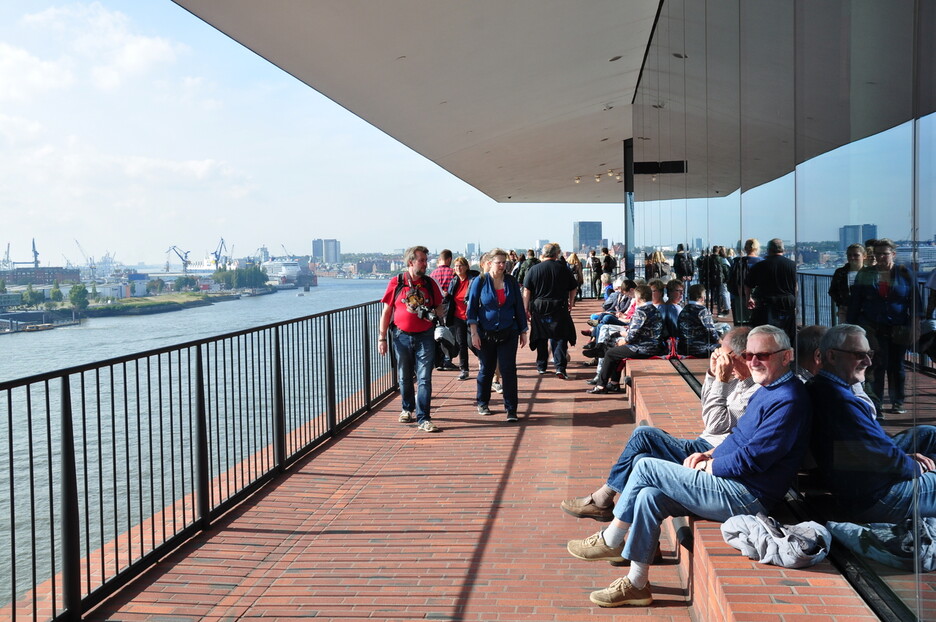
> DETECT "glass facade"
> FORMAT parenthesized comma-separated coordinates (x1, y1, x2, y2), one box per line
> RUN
(632, 0, 934, 616)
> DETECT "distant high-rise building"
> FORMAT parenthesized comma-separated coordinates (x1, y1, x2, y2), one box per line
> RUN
(839, 224, 877, 251)
(465, 243, 477, 258)
(694, 237, 704, 252)
(572, 221, 602, 252)
(534, 239, 550, 253)
(312, 238, 341, 263)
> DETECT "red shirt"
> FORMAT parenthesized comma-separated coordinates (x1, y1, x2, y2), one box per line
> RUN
(381, 273, 443, 333)
(454, 278, 470, 320)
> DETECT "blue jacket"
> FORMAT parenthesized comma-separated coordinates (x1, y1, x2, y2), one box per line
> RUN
(847, 264, 919, 327)
(712, 374, 811, 509)
(807, 371, 917, 513)
(466, 274, 528, 334)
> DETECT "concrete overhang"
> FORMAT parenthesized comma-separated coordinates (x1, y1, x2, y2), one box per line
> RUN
(171, 0, 660, 204)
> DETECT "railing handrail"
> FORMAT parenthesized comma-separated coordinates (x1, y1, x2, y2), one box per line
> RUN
(0, 299, 381, 391)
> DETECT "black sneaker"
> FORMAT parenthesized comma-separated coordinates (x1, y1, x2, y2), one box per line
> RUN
(556, 371, 568, 380)
(537, 368, 547, 375)
(458, 370, 469, 381)
(586, 376, 600, 385)
(506, 412, 518, 422)
(891, 403, 907, 414)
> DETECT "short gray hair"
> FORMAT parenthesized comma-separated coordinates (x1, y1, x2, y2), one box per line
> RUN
(749, 324, 791, 350)
(403, 245, 429, 266)
(767, 238, 784, 254)
(724, 326, 751, 356)
(819, 324, 866, 356)
(542, 243, 561, 259)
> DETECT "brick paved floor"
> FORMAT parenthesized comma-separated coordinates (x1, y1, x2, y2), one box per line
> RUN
(87, 300, 692, 621)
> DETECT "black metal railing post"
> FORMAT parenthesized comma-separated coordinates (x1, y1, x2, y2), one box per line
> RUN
(194, 346, 211, 528)
(799, 275, 808, 327)
(325, 316, 337, 435)
(272, 327, 286, 471)
(60, 376, 81, 622)
(812, 277, 820, 326)
(362, 306, 372, 410)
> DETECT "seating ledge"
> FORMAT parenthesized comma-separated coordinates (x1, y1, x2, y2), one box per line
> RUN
(627, 359, 878, 621)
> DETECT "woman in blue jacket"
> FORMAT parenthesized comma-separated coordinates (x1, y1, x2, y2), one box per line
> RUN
(468, 248, 528, 422)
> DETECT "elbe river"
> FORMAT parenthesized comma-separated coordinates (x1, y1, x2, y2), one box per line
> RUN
(0, 278, 389, 384)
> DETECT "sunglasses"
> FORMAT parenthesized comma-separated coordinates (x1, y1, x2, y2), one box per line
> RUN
(741, 349, 785, 362)
(831, 348, 874, 361)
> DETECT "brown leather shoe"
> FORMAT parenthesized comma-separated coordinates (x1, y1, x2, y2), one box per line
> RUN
(561, 496, 614, 522)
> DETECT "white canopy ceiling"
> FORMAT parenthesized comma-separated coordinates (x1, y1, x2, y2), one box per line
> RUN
(172, 0, 660, 204)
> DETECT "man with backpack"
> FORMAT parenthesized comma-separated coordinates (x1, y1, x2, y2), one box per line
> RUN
(727, 238, 762, 325)
(588, 250, 603, 298)
(601, 247, 617, 279)
(673, 244, 694, 283)
(378, 245, 446, 432)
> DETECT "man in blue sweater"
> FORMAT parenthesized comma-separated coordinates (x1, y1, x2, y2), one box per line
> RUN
(567, 325, 811, 607)
(808, 324, 936, 522)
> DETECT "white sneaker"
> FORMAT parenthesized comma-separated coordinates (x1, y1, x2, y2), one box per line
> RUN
(417, 420, 440, 432)
(492, 381, 503, 393)
(398, 410, 413, 423)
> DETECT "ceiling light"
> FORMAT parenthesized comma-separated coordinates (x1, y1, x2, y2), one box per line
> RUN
(574, 177, 581, 184)
(607, 169, 614, 177)
(594, 175, 601, 183)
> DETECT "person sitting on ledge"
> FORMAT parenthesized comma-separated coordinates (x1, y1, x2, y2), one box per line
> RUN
(563, 327, 756, 521)
(585, 284, 665, 394)
(567, 325, 810, 607)
(808, 323, 936, 522)
(676, 283, 721, 357)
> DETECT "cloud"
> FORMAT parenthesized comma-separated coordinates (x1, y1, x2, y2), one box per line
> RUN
(23, 2, 185, 90)
(0, 113, 46, 144)
(0, 42, 73, 102)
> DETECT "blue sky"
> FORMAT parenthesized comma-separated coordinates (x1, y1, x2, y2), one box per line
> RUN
(0, 1, 619, 267)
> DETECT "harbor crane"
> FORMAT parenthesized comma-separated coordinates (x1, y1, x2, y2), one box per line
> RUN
(211, 237, 227, 270)
(166, 245, 191, 273)
(74, 239, 96, 281)
(281, 244, 294, 260)
(1, 243, 10, 270)
(11, 239, 40, 269)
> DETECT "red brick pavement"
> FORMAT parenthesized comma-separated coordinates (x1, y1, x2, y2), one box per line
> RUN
(86, 301, 692, 621)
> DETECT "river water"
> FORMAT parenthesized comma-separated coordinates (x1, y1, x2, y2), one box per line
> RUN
(0, 278, 388, 384)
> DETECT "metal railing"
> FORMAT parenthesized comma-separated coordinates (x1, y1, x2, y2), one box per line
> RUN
(0, 300, 395, 622)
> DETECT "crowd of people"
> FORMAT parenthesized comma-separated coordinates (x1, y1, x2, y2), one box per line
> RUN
(376, 239, 934, 608)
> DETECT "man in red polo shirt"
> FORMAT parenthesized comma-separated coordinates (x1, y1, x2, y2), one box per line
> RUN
(378, 245, 445, 432)
(430, 249, 459, 371)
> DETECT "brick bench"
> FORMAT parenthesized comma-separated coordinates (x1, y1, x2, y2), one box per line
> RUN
(627, 359, 878, 621)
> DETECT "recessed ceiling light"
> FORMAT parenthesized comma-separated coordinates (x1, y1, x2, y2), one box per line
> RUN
(600, 137, 609, 142)
(609, 55, 622, 62)
(673, 53, 687, 59)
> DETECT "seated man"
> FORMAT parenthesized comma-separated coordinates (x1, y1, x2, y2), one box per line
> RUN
(795, 324, 874, 407)
(676, 283, 721, 357)
(808, 323, 936, 522)
(563, 327, 756, 520)
(568, 325, 811, 607)
(586, 284, 666, 394)
(658, 279, 684, 341)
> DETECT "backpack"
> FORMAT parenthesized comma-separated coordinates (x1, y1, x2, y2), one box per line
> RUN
(675, 252, 694, 278)
(602, 254, 617, 273)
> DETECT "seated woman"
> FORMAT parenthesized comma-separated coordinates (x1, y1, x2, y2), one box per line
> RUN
(587, 280, 636, 328)
(586, 284, 666, 394)
(677, 284, 721, 357)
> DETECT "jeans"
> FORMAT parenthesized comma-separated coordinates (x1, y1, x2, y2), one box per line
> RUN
(854, 472, 936, 523)
(606, 426, 713, 492)
(476, 332, 520, 413)
(893, 425, 936, 455)
(616, 458, 765, 564)
(870, 329, 907, 407)
(450, 317, 470, 371)
(535, 339, 567, 373)
(391, 327, 436, 423)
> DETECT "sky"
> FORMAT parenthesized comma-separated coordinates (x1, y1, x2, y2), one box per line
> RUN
(0, 1, 622, 268)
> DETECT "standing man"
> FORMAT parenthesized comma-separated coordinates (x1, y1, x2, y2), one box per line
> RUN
(744, 238, 797, 343)
(673, 243, 694, 284)
(378, 245, 445, 432)
(430, 249, 458, 371)
(728, 238, 762, 325)
(516, 249, 540, 286)
(588, 250, 603, 298)
(523, 243, 578, 379)
(601, 247, 617, 280)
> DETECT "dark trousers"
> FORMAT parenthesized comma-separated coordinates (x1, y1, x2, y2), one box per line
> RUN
(476, 333, 520, 413)
(450, 317, 470, 371)
(598, 344, 651, 386)
(535, 339, 568, 373)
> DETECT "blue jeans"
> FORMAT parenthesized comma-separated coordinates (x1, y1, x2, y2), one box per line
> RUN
(535, 339, 567, 373)
(476, 333, 520, 414)
(391, 327, 436, 423)
(615, 458, 765, 564)
(606, 426, 713, 492)
(854, 425, 936, 522)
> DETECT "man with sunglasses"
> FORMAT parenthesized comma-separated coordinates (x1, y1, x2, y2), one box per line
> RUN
(567, 325, 810, 607)
(808, 324, 936, 522)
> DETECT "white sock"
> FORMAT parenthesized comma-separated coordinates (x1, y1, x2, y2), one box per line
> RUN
(628, 561, 650, 589)
(601, 522, 629, 548)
